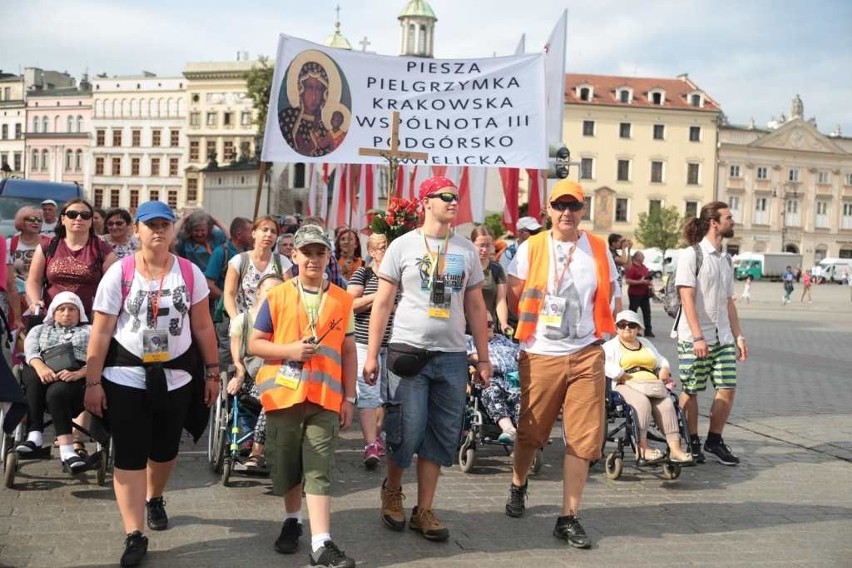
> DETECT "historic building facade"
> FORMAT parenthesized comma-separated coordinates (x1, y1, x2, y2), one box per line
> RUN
(563, 73, 721, 243)
(24, 83, 92, 187)
(717, 96, 852, 265)
(90, 75, 186, 210)
(0, 73, 26, 177)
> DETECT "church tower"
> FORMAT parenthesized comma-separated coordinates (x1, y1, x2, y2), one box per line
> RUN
(399, 0, 437, 57)
(325, 5, 353, 50)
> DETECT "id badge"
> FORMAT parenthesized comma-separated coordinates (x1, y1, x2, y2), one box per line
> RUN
(142, 329, 169, 363)
(428, 276, 450, 319)
(540, 294, 566, 327)
(275, 361, 304, 390)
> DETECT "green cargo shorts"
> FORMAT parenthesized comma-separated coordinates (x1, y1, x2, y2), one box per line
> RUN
(265, 402, 340, 496)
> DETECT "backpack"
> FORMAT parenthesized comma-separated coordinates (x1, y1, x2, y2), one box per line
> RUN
(662, 245, 703, 319)
(120, 254, 195, 306)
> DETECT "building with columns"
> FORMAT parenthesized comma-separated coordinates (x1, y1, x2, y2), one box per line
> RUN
(717, 95, 852, 265)
(90, 74, 187, 211)
(24, 79, 92, 187)
(563, 73, 721, 243)
(0, 72, 25, 177)
(399, 0, 437, 57)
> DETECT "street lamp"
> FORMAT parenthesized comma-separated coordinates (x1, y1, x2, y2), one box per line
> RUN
(774, 186, 799, 252)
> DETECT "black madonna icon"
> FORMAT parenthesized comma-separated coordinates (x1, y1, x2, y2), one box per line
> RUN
(278, 49, 352, 157)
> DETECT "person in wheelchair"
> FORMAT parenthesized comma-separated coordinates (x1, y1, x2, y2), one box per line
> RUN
(16, 291, 92, 474)
(227, 273, 285, 472)
(465, 313, 520, 444)
(603, 310, 693, 465)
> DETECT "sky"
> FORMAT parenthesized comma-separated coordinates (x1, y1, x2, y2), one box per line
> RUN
(5, 0, 851, 134)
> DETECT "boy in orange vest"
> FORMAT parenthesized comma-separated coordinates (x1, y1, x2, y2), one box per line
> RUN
(249, 224, 357, 568)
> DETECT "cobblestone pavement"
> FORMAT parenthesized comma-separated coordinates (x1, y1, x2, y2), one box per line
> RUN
(1, 280, 850, 567)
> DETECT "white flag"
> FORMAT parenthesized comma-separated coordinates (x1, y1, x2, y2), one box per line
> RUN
(544, 10, 567, 146)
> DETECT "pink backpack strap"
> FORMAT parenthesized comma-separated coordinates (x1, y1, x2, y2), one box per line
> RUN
(120, 254, 194, 308)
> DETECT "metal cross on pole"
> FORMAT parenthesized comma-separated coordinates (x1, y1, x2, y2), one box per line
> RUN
(358, 111, 428, 198)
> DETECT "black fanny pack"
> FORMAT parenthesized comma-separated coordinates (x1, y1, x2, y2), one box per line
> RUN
(386, 343, 436, 377)
(41, 343, 81, 372)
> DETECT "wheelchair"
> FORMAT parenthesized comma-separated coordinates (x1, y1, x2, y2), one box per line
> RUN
(1, 365, 111, 489)
(601, 380, 690, 481)
(207, 373, 265, 487)
(457, 373, 543, 474)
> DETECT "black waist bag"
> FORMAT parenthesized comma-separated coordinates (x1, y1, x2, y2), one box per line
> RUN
(41, 343, 81, 372)
(386, 343, 436, 377)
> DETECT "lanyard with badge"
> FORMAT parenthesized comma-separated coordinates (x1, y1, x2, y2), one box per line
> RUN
(142, 270, 170, 363)
(540, 236, 577, 329)
(275, 279, 337, 390)
(423, 230, 451, 319)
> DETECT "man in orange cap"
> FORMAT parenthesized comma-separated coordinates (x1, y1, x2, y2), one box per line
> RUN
(504, 179, 617, 549)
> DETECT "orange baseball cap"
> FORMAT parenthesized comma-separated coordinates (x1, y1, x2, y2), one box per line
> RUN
(548, 180, 584, 202)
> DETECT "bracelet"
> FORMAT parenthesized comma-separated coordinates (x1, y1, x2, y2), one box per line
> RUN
(85, 380, 102, 388)
(693, 336, 705, 342)
(736, 335, 746, 341)
(204, 374, 219, 382)
(205, 363, 219, 369)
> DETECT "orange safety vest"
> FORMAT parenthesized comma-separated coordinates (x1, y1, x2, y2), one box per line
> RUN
(514, 231, 615, 341)
(254, 279, 353, 414)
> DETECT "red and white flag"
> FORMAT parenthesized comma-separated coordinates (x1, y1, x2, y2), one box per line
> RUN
(526, 168, 544, 221)
(354, 164, 376, 230)
(328, 164, 354, 231)
(499, 168, 520, 233)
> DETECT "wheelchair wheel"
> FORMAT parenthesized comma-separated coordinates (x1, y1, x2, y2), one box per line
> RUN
(604, 452, 623, 480)
(4, 451, 17, 489)
(530, 448, 543, 475)
(96, 447, 109, 486)
(458, 442, 476, 473)
(207, 391, 225, 465)
(661, 463, 681, 480)
(210, 399, 228, 474)
(221, 457, 232, 487)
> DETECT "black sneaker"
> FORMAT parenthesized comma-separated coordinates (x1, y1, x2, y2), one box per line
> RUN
(120, 531, 148, 567)
(690, 438, 706, 464)
(146, 496, 168, 531)
(274, 518, 302, 554)
(704, 439, 740, 466)
(309, 540, 356, 568)
(553, 515, 591, 549)
(505, 480, 528, 518)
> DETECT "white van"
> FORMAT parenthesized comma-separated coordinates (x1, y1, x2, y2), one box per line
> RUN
(817, 258, 852, 283)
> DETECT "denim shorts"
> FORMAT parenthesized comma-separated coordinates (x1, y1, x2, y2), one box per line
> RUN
(384, 351, 468, 469)
(355, 343, 398, 409)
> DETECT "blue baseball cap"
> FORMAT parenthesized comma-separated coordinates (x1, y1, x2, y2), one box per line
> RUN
(136, 201, 176, 223)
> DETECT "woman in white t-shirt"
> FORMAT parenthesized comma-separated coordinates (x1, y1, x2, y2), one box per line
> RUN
(84, 201, 220, 568)
(223, 215, 292, 319)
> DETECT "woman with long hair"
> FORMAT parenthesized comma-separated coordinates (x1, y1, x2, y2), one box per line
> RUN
(470, 226, 511, 336)
(101, 208, 140, 260)
(26, 198, 117, 318)
(84, 201, 220, 567)
(335, 227, 363, 285)
(223, 216, 292, 321)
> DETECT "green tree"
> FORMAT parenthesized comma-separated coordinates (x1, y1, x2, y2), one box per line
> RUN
(634, 205, 683, 252)
(244, 57, 274, 155)
(483, 212, 506, 238)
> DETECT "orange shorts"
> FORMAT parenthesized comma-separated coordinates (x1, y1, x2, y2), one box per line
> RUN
(516, 344, 606, 461)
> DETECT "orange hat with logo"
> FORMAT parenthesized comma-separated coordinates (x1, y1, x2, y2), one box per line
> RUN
(548, 180, 584, 202)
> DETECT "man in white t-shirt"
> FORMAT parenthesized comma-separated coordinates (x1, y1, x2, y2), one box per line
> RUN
(505, 180, 616, 549)
(40, 199, 58, 237)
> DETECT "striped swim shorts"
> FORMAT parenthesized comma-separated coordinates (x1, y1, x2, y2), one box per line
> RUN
(677, 341, 737, 393)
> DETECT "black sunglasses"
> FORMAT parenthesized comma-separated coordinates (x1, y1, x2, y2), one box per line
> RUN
(24, 216, 43, 223)
(427, 192, 459, 203)
(616, 321, 640, 330)
(64, 210, 93, 221)
(550, 200, 584, 212)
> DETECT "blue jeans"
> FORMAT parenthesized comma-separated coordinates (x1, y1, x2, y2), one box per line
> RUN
(385, 351, 468, 469)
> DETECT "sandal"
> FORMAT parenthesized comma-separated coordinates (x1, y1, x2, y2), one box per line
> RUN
(62, 454, 88, 475)
(244, 454, 265, 469)
(638, 447, 665, 465)
(668, 451, 695, 465)
(73, 441, 89, 460)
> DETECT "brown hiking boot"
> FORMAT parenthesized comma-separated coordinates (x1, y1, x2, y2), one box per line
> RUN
(409, 506, 449, 541)
(380, 480, 406, 531)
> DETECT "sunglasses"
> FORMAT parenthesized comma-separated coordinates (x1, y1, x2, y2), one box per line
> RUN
(107, 221, 126, 227)
(24, 216, 43, 223)
(550, 200, 584, 212)
(64, 210, 93, 221)
(427, 192, 459, 203)
(616, 322, 640, 330)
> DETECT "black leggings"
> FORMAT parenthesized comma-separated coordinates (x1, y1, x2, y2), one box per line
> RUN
(21, 364, 84, 437)
(103, 379, 193, 471)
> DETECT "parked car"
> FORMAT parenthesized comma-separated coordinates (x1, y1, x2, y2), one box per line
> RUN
(817, 258, 852, 284)
(0, 178, 83, 237)
(640, 247, 664, 278)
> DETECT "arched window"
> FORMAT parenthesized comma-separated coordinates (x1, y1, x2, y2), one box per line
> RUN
(149, 98, 157, 117)
(95, 99, 103, 117)
(158, 98, 166, 117)
(42, 116, 49, 132)
(75, 149, 83, 171)
(76, 116, 83, 132)
(122, 98, 130, 117)
(31, 149, 39, 171)
(407, 23, 415, 53)
(41, 149, 49, 171)
(65, 149, 73, 171)
(177, 98, 185, 117)
(32, 116, 39, 133)
(67, 116, 74, 132)
(54, 115, 60, 132)
(168, 98, 177, 117)
(294, 163, 306, 187)
(419, 25, 427, 54)
(130, 99, 139, 117)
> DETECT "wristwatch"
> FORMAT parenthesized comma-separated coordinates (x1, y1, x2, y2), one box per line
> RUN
(345, 396, 357, 405)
